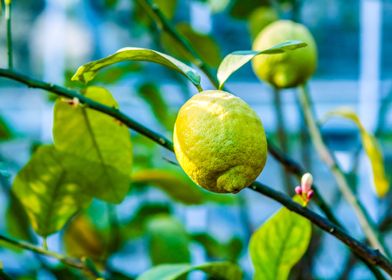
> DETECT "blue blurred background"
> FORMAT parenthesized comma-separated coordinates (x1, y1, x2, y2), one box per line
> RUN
(0, 0, 392, 279)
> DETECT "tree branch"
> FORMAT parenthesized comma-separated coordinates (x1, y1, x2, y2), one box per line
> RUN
(0, 68, 390, 275)
(0, 233, 101, 277)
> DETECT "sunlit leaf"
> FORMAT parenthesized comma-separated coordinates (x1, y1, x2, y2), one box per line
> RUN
(323, 109, 389, 197)
(217, 40, 307, 88)
(249, 197, 311, 280)
(53, 86, 133, 203)
(12, 146, 92, 237)
(137, 261, 242, 280)
(71, 48, 201, 89)
(147, 215, 191, 265)
(63, 215, 107, 265)
(161, 23, 222, 68)
(132, 169, 205, 205)
(248, 7, 278, 40)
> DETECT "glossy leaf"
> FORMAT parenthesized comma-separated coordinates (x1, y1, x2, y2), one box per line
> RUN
(132, 169, 205, 205)
(137, 262, 242, 280)
(12, 146, 92, 237)
(249, 199, 312, 280)
(147, 215, 191, 265)
(53, 86, 133, 203)
(217, 40, 307, 88)
(161, 23, 222, 68)
(71, 48, 201, 89)
(323, 109, 389, 197)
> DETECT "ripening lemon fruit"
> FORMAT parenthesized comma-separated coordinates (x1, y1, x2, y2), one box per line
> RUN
(252, 20, 317, 88)
(173, 90, 267, 193)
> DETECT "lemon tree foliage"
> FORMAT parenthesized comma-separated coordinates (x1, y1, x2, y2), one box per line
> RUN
(71, 47, 201, 89)
(132, 169, 205, 205)
(323, 109, 389, 197)
(53, 86, 133, 203)
(147, 215, 191, 265)
(137, 262, 242, 280)
(249, 200, 312, 280)
(248, 7, 278, 40)
(12, 146, 92, 237)
(173, 90, 267, 193)
(217, 40, 307, 88)
(161, 23, 222, 68)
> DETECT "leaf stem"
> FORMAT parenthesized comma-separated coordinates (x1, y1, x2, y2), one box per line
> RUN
(5, 0, 13, 69)
(297, 83, 389, 257)
(0, 68, 390, 275)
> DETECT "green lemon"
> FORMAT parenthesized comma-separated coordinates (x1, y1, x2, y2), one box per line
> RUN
(173, 90, 267, 193)
(252, 20, 317, 88)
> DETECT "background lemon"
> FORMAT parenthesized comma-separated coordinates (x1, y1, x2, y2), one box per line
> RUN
(252, 20, 317, 88)
(173, 90, 267, 193)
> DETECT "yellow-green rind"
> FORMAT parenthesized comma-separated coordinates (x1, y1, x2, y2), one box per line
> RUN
(173, 90, 267, 193)
(252, 20, 317, 88)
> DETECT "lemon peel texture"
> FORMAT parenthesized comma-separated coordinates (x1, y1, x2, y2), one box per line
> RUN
(173, 90, 267, 193)
(252, 20, 317, 88)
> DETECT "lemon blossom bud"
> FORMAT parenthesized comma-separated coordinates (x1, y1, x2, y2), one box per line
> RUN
(301, 172, 313, 193)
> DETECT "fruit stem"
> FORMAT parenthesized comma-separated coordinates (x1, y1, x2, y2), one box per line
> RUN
(298, 83, 389, 257)
(5, 0, 13, 69)
(272, 86, 293, 193)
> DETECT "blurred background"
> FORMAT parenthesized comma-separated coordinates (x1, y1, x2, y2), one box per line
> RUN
(0, 0, 392, 279)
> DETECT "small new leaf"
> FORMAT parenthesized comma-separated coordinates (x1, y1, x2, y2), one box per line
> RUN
(217, 40, 307, 88)
(323, 108, 389, 197)
(72, 47, 201, 90)
(249, 200, 312, 280)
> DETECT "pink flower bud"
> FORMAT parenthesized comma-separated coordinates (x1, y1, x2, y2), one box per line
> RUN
(301, 173, 313, 193)
(295, 186, 302, 195)
(307, 190, 314, 200)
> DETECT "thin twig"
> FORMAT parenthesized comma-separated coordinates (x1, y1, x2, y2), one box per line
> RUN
(0, 68, 390, 275)
(0, 233, 99, 275)
(297, 83, 388, 257)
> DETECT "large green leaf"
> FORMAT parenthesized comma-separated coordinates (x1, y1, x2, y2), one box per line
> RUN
(71, 48, 201, 90)
(217, 40, 307, 88)
(249, 199, 312, 280)
(132, 169, 205, 205)
(323, 109, 389, 197)
(137, 262, 242, 280)
(12, 146, 92, 237)
(161, 23, 222, 68)
(147, 215, 191, 265)
(53, 86, 133, 203)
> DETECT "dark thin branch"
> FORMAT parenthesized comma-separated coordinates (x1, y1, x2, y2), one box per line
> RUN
(0, 68, 390, 276)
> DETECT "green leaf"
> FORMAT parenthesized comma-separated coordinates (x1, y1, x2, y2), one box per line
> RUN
(137, 262, 242, 280)
(154, 0, 177, 19)
(323, 109, 389, 197)
(0, 115, 13, 141)
(132, 169, 205, 205)
(12, 146, 92, 237)
(217, 40, 307, 88)
(192, 233, 243, 261)
(249, 200, 312, 280)
(161, 23, 222, 68)
(136, 83, 175, 130)
(71, 48, 201, 90)
(53, 86, 133, 203)
(147, 215, 191, 265)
